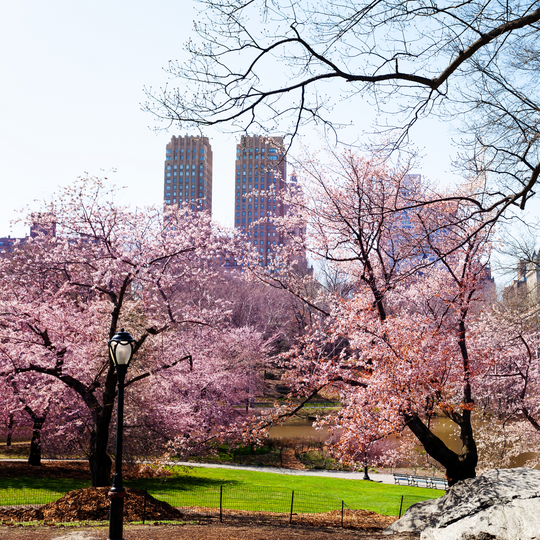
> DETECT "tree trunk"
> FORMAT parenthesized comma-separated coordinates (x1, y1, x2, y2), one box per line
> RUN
(6, 413, 14, 446)
(27, 417, 45, 466)
(405, 413, 478, 487)
(88, 367, 117, 487)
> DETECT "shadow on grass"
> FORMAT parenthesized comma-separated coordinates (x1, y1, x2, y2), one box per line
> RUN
(127, 475, 242, 492)
(0, 477, 90, 493)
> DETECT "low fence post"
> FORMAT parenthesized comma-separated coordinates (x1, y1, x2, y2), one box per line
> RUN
(399, 495, 404, 518)
(220, 485, 223, 523)
(289, 490, 294, 524)
(341, 500, 344, 528)
(143, 489, 147, 525)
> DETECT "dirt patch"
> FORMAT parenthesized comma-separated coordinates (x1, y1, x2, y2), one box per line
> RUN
(0, 523, 420, 540)
(0, 460, 163, 481)
(0, 461, 92, 480)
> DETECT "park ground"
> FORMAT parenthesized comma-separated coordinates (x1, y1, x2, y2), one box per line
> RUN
(0, 523, 421, 540)
(0, 459, 431, 539)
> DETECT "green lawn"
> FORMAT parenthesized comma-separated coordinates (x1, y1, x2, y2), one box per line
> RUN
(126, 466, 443, 516)
(0, 477, 91, 505)
(0, 466, 443, 517)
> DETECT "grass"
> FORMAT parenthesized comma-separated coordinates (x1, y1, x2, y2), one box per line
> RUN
(0, 477, 91, 505)
(125, 465, 443, 516)
(0, 466, 443, 517)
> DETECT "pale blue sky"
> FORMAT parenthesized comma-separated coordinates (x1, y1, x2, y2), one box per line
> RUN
(1, 0, 462, 238)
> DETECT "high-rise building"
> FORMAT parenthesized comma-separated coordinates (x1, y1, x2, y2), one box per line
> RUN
(234, 135, 287, 266)
(163, 136, 213, 212)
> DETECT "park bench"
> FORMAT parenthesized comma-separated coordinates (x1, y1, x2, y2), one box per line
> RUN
(393, 472, 449, 490)
(393, 473, 412, 486)
(410, 474, 432, 488)
(429, 477, 449, 490)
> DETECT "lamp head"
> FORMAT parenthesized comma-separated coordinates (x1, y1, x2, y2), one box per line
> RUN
(108, 329, 135, 368)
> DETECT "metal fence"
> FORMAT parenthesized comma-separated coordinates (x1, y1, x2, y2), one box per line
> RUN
(0, 482, 434, 527)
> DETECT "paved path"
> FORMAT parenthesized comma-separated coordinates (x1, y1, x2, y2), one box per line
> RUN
(173, 460, 395, 484)
(1, 457, 395, 484)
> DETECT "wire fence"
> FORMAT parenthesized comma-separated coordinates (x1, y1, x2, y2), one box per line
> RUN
(0, 482, 434, 528)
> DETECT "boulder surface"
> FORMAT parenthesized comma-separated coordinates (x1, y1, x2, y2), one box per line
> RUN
(385, 468, 540, 540)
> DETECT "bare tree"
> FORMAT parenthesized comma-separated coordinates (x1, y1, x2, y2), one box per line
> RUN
(145, 0, 540, 223)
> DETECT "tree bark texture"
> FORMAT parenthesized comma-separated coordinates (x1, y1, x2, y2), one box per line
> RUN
(405, 413, 477, 486)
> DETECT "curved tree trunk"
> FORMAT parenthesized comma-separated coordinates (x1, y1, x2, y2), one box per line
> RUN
(405, 412, 478, 486)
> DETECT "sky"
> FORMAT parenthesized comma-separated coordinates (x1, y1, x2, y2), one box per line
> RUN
(0, 1, 474, 240)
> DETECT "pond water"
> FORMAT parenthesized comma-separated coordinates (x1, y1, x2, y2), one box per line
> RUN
(269, 416, 536, 467)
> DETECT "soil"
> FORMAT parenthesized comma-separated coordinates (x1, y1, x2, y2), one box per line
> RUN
(0, 524, 420, 540)
(0, 460, 418, 539)
(0, 460, 157, 480)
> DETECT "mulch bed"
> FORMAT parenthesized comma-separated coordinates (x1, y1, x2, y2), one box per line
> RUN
(0, 460, 160, 480)
(0, 461, 92, 480)
(0, 487, 183, 523)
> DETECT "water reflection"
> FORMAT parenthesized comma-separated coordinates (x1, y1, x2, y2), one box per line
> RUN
(269, 417, 537, 468)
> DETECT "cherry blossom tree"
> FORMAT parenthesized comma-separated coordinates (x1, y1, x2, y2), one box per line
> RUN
(0, 177, 266, 485)
(238, 150, 496, 484)
(468, 295, 540, 469)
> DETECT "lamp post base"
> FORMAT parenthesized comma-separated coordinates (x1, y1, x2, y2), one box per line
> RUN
(363, 464, 371, 481)
(108, 485, 127, 540)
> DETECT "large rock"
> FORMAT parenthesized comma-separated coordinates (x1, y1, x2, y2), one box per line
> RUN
(385, 468, 540, 540)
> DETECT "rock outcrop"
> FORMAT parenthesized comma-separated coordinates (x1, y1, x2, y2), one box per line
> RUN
(385, 468, 540, 540)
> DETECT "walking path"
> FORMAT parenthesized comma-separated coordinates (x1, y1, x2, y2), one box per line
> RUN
(172, 460, 395, 484)
(1, 457, 396, 484)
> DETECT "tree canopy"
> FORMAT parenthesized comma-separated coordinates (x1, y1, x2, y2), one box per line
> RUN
(146, 0, 540, 222)
(0, 178, 267, 484)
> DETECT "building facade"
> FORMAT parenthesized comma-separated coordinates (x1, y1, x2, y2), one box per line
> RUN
(234, 135, 287, 266)
(163, 136, 213, 212)
(504, 255, 540, 305)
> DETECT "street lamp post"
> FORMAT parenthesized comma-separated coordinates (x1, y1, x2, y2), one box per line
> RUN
(363, 448, 371, 481)
(108, 329, 135, 540)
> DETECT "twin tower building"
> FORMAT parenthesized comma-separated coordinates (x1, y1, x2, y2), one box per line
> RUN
(163, 135, 300, 266)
